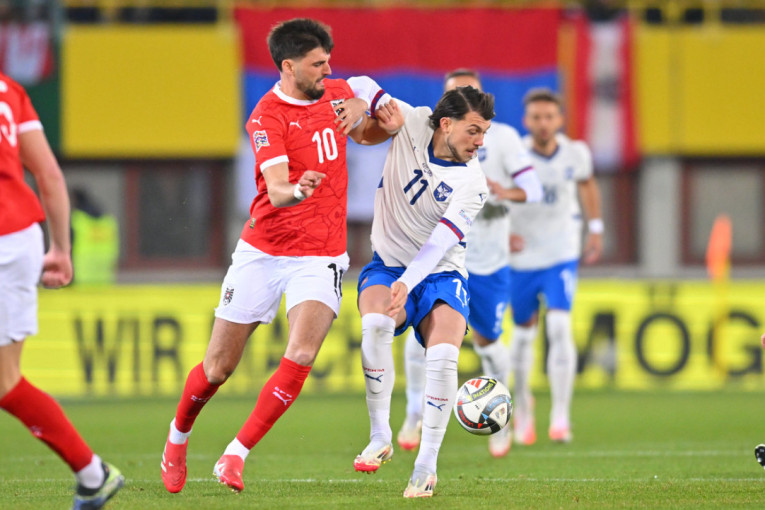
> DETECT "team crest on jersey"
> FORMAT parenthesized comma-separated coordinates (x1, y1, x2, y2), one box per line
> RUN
(331, 99, 346, 115)
(565, 166, 575, 179)
(477, 146, 487, 162)
(223, 287, 234, 306)
(433, 182, 453, 202)
(253, 130, 269, 152)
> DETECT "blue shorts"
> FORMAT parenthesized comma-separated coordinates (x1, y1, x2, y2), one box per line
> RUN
(467, 267, 511, 342)
(358, 253, 470, 346)
(509, 259, 579, 325)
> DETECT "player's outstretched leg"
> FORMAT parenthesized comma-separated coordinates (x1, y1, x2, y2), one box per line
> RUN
(215, 357, 312, 492)
(72, 461, 125, 510)
(162, 362, 222, 493)
(755, 444, 765, 469)
(398, 330, 425, 451)
(546, 311, 576, 443)
(0, 376, 123, 509)
(509, 325, 537, 445)
(404, 343, 458, 498)
(355, 313, 396, 473)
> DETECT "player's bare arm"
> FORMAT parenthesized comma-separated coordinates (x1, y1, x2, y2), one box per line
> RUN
(262, 162, 326, 207)
(487, 178, 527, 202)
(577, 175, 603, 264)
(333, 97, 368, 135)
(19, 129, 73, 288)
(351, 100, 404, 146)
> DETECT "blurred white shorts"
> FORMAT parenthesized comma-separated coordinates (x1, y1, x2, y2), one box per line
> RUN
(214, 240, 350, 325)
(0, 223, 43, 345)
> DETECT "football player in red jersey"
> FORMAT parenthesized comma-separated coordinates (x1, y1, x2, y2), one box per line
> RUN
(161, 18, 401, 494)
(0, 73, 124, 509)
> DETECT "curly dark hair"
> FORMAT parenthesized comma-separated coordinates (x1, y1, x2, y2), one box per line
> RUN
(267, 18, 333, 71)
(429, 86, 495, 131)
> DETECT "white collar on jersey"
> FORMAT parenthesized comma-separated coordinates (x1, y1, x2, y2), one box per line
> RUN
(272, 81, 320, 106)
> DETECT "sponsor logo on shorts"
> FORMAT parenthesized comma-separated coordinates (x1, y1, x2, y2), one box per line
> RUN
(223, 287, 234, 306)
(458, 209, 473, 226)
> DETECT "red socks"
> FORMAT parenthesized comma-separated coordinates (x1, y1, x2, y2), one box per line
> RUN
(236, 357, 311, 449)
(174, 363, 222, 433)
(0, 377, 93, 472)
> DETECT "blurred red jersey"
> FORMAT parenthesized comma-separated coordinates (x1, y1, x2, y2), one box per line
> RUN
(0, 73, 45, 236)
(242, 79, 356, 257)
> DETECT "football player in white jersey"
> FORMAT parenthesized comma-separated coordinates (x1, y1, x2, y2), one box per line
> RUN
(508, 88, 603, 445)
(352, 86, 494, 498)
(397, 69, 543, 459)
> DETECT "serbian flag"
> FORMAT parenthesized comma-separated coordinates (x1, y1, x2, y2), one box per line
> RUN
(562, 12, 638, 171)
(234, 7, 561, 129)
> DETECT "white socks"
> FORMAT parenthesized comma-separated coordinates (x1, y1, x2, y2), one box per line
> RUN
(361, 313, 396, 446)
(473, 339, 510, 386)
(414, 342, 459, 474)
(509, 324, 537, 428)
(168, 418, 192, 445)
(403, 329, 426, 421)
(223, 437, 251, 461)
(546, 311, 576, 428)
(75, 454, 104, 489)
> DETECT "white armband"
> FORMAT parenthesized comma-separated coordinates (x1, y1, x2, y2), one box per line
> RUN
(588, 218, 604, 234)
(396, 222, 461, 293)
(293, 183, 306, 201)
(347, 75, 391, 116)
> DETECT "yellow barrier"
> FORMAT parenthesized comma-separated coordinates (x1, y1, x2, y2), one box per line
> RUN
(24, 280, 765, 397)
(636, 25, 765, 155)
(62, 24, 241, 158)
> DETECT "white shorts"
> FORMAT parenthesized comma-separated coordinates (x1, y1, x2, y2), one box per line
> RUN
(0, 223, 43, 345)
(214, 240, 350, 325)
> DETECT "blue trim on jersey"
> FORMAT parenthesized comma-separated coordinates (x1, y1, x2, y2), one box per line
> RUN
(369, 89, 386, 117)
(511, 165, 534, 178)
(531, 144, 560, 161)
(508, 259, 579, 325)
(468, 267, 511, 341)
(358, 253, 470, 346)
(439, 217, 464, 240)
(428, 140, 467, 167)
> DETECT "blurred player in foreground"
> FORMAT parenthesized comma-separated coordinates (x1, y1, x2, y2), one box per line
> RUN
(508, 88, 603, 445)
(0, 72, 124, 509)
(397, 69, 543, 459)
(755, 333, 765, 469)
(160, 18, 396, 494)
(352, 87, 494, 497)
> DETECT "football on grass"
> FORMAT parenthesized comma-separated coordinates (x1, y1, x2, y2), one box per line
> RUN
(453, 376, 513, 435)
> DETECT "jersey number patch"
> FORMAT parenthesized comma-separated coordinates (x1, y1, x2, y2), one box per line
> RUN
(403, 169, 429, 205)
(312, 128, 338, 164)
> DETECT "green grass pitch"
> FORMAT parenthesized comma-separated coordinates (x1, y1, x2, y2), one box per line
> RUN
(1, 390, 764, 509)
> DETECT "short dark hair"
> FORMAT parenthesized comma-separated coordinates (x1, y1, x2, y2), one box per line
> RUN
(267, 18, 334, 71)
(444, 68, 482, 90)
(429, 86, 495, 131)
(523, 87, 563, 109)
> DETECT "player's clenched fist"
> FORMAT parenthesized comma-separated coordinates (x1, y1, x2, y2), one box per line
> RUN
(40, 248, 73, 288)
(296, 170, 327, 199)
(375, 100, 404, 134)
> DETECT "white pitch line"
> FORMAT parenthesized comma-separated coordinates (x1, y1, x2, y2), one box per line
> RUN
(4, 477, 764, 484)
(7, 450, 746, 463)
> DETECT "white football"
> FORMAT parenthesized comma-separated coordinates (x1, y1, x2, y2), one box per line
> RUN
(453, 376, 513, 435)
